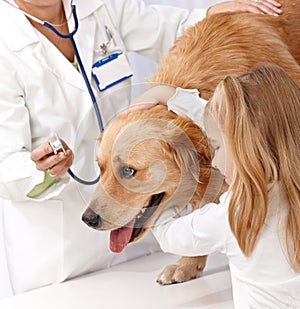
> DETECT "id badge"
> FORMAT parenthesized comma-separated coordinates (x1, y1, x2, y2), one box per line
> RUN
(92, 52, 133, 92)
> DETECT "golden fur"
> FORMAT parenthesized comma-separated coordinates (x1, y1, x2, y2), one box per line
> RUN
(150, 7, 300, 96)
(83, 1, 300, 284)
(93, 106, 223, 226)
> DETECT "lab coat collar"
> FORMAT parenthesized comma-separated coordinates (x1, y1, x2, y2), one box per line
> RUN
(0, 0, 104, 52)
(0, 1, 39, 52)
(72, 0, 104, 20)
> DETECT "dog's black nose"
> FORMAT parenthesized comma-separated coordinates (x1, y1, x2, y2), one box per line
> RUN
(82, 208, 102, 229)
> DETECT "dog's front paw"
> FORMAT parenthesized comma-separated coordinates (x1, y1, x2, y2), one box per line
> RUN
(156, 255, 207, 285)
(156, 263, 197, 285)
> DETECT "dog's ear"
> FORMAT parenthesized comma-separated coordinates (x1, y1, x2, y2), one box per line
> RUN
(172, 140, 200, 183)
(164, 120, 227, 206)
(162, 116, 211, 183)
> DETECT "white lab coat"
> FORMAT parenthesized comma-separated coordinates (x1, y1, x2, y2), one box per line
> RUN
(0, 0, 207, 298)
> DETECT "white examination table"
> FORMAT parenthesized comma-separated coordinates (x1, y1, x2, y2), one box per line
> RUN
(0, 252, 233, 309)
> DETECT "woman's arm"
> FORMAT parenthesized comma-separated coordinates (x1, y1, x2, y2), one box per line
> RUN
(129, 86, 208, 130)
(130, 85, 176, 107)
(0, 51, 71, 202)
(152, 192, 230, 256)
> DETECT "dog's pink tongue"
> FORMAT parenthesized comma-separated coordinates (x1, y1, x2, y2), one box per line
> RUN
(110, 219, 135, 253)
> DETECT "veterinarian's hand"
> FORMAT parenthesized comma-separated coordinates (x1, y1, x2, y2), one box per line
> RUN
(207, 0, 282, 17)
(31, 136, 74, 178)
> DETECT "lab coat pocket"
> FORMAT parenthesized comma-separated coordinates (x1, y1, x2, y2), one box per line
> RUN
(2, 198, 64, 294)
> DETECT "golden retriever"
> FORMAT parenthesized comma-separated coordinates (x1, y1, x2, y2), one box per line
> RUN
(82, 0, 300, 285)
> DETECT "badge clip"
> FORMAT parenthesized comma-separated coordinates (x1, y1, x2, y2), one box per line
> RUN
(99, 26, 114, 55)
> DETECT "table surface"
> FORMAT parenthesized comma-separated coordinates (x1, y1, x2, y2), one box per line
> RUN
(0, 252, 233, 309)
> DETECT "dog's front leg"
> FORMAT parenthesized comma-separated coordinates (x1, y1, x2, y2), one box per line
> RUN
(156, 255, 207, 285)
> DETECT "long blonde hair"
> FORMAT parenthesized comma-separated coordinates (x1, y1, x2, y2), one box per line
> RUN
(207, 63, 300, 271)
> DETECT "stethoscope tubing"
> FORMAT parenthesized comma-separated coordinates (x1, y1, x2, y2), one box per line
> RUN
(44, 5, 103, 185)
(43, 5, 104, 134)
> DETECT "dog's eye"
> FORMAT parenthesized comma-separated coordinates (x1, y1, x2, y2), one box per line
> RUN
(119, 166, 135, 179)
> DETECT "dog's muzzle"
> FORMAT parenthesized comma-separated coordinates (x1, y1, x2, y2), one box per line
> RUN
(82, 208, 102, 229)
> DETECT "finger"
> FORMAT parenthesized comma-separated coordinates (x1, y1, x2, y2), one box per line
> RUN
(60, 139, 70, 152)
(46, 164, 65, 179)
(31, 133, 65, 162)
(31, 142, 54, 162)
(262, 0, 281, 8)
(238, 0, 281, 7)
(46, 150, 73, 178)
(250, 1, 282, 15)
(243, 3, 277, 16)
(36, 150, 68, 172)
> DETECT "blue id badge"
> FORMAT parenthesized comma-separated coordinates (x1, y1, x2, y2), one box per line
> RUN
(92, 52, 133, 92)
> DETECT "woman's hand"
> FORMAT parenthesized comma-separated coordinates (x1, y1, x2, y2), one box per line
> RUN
(207, 0, 282, 17)
(31, 135, 74, 178)
(124, 85, 177, 115)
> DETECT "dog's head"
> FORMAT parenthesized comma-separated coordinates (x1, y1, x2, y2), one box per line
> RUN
(82, 104, 225, 253)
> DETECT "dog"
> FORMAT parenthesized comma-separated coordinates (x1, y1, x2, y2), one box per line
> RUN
(82, 0, 300, 285)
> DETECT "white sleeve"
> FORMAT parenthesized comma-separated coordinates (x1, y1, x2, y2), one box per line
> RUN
(0, 51, 68, 202)
(152, 192, 230, 256)
(167, 87, 208, 131)
(106, 0, 207, 61)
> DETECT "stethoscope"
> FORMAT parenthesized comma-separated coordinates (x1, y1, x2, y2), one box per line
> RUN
(4, 1, 104, 185)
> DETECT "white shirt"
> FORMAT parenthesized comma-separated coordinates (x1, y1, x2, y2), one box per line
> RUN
(153, 183, 300, 308)
(0, 0, 207, 298)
